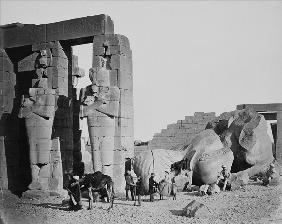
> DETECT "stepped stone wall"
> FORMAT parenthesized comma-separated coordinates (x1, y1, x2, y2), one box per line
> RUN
(148, 112, 216, 150)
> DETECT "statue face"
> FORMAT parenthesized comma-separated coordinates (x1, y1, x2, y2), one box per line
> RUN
(83, 95, 96, 106)
(21, 96, 34, 107)
(98, 86, 110, 101)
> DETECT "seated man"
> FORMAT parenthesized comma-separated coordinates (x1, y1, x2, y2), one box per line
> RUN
(67, 175, 83, 211)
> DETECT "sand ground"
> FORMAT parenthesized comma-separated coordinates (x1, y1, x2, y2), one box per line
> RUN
(1, 179, 282, 224)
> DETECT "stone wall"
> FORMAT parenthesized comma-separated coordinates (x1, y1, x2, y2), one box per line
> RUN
(149, 112, 216, 150)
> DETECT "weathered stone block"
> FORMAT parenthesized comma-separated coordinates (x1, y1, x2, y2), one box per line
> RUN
(113, 149, 126, 164)
(89, 136, 115, 151)
(110, 55, 132, 73)
(2, 24, 46, 49)
(120, 89, 133, 106)
(184, 116, 194, 123)
(112, 163, 126, 195)
(51, 56, 68, 69)
(116, 137, 134, 156)
(102, 165, 113, 177)
(87, 116, 115, 127)
(118, 71, 133, 90)
(0, 57, 13, 71)
(107, 45, 132, 57)
(32, 41, 63, 52)
(93, 34, 130, 48)
(93, 46, 106, 56)
(32, 78, 48, 88)
(182, 200, 212, 218)
(52, 76, 68, 89)
(0, 137, 8, 189)
(0, 71, 16, 84)
(50, 47, 67, 59)
(46, 15, 114, 43)
(119, 104, 134, 119)
(51, 162, 63, 177)
(100, 150, 114, 165)
(92, 55, 103, 67)
(109, 70, 118, 86)
(92, 150, 102, 172)
(194, 112, 205, 118)
(39, 163, 51, 178)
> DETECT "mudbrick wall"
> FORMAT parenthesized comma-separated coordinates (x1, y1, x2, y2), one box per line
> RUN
(148, 112, 216, 150)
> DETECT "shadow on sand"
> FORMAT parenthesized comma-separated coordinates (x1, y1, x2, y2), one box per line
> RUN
(33, 202, 70, 211)
(169, 209, 183, 216)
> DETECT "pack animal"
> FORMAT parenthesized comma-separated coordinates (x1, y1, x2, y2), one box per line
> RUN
(80, 171, 115, 210)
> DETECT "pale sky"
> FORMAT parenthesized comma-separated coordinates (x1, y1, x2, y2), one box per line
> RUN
(1, 0, 282, 141)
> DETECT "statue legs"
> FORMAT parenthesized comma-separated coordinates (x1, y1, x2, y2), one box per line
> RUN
(26, 114, 53, 190)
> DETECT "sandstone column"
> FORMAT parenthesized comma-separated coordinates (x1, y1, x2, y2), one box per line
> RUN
(18, 49, 58, 190)
(91, 34, 134, 195)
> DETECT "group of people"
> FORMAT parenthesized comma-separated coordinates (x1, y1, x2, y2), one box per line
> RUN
(66, 162, 277, 210)
(124, 171, 159, 204)
(215, 162, 277, 192)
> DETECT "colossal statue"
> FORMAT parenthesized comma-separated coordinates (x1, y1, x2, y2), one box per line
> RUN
(80, 56, 120, 176)
(18, 50, 58, 190)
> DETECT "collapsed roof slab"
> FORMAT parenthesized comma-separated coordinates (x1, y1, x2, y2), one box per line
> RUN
(0, 14, 114, 49)
(237, 103, 282, 112)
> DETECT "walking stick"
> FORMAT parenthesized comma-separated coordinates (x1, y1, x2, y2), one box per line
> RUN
(133, 185, 136, 206)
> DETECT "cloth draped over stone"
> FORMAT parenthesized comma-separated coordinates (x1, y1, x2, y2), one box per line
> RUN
(133, 149, 185, 193)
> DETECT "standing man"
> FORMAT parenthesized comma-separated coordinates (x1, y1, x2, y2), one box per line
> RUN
(134, 176, 142, 206)
(216, 165, 230, 191)
(149, 173, 158, 202)
(125, 170, 135, 201)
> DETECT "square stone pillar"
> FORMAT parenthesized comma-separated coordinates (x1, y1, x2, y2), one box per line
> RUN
(0, 49, 16, 190)
(276, 111, 282, 165)
(92, 34, 134, 195)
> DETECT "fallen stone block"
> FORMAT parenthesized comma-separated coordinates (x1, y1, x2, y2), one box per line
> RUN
(182, 200, 212, 218)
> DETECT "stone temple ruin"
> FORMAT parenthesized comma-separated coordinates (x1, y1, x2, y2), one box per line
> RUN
(0, 14, 133, 195)
(148, 104, 282, 167)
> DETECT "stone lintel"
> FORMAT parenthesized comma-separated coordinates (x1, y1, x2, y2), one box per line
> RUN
(0, 14, 114, 49)
(237, 104, 282, 112)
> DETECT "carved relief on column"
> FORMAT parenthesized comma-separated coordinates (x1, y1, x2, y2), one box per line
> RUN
(80, 56, 120, 177)
(18, 49, 58, 190)
(90, 34, 133, 195)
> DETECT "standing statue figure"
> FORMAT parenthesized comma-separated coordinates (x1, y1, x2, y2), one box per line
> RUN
(80, 56, 120, 176)
(18, 49, 58, 190)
